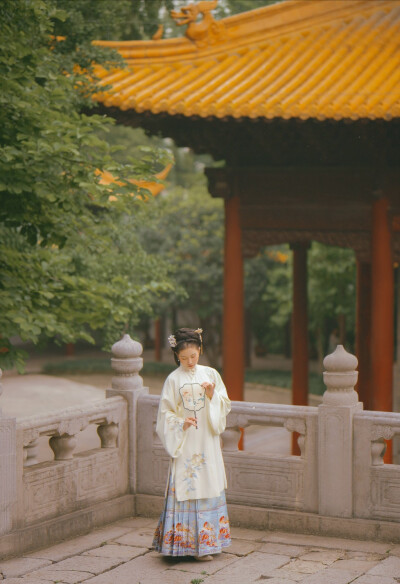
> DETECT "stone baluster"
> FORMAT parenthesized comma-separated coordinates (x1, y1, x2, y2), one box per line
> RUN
(0, 368, 17, 535)
(284, 418, 307, 458)
(222, 427, 242, 452)
(107, 334, 149, 493)
(318, 345, 362, 517)
(371, 438, 386, 466)
(23, 438, 40, 466)
(49, 434, 77, 460)
(97, 422, 118, 448)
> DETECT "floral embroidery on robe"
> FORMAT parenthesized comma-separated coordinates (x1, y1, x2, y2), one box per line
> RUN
(182, 453, 206, 496)
(156, 364, 231, 502)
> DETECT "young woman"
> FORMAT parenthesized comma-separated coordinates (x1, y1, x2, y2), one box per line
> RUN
(152, 327, 231, 561)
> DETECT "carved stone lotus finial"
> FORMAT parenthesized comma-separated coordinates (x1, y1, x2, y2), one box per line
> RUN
(323, 345, 359, 405)
(111, 334, 144, 391)
(112, 334, 142, 359)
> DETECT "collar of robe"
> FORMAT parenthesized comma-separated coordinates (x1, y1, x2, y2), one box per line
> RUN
(179, 364, 197, 378)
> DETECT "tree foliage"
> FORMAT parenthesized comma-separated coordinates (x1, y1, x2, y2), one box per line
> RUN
(135, 184, 224, 367)
(308, 242, 356, 363)
(245, 242, 356, 360)
(0, 0, 172, 371)
(245, 248, 292, 355)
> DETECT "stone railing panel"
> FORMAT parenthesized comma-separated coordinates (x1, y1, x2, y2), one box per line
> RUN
(354, 411, 400, 522)
(136, 394, 319, 512)
(15, 397, 128, 527)
(224, 451, 304, 509)
(223, 402, 318, 513)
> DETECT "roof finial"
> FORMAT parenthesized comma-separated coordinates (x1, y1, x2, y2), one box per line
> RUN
(171, 0, 227, 47)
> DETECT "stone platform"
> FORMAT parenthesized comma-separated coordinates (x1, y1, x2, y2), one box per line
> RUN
(1, 517, 399, 584)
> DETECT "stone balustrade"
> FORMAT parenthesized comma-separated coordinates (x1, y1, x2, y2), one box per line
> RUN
(136, 394, 318, 512)
(135, 345, 400, 543)
(18, 397, 124, 466)
(1, 339, 400, 560)
(354, 410, 400, 522)
(13, 397, 129, 532)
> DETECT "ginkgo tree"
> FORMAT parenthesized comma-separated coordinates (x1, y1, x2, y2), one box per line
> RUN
(0, 0, 173, 371)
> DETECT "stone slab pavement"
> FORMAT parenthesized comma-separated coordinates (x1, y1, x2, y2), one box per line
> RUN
(1, 517, 400, 584)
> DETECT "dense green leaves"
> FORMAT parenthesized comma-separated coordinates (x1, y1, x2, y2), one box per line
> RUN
(0, 0, 173, 370)
(135, 184, 224, 367)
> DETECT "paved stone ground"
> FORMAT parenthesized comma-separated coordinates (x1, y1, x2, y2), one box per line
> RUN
(1, 517, 400, 584)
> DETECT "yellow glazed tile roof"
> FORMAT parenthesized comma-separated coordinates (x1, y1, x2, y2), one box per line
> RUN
(93, 0, 400, 121)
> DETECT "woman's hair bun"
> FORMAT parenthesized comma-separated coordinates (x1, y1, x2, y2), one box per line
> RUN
(168, 328, 203, 365)
(174, 328, 201, 345)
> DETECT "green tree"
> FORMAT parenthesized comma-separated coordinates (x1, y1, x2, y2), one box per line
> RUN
(136, 186, 224, 367)
(245, 247, 292, 356)
(0, 0, 172, 370)
(308, 243, 356, 367)
(245, 243, 356, 364)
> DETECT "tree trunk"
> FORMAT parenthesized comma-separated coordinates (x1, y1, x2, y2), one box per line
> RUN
(338, 313, 346, 345)
(315, 327, 324, 374)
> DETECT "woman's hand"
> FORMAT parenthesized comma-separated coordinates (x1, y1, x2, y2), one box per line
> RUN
(202, 381, 215, 400)
(183, 417, 197, 431)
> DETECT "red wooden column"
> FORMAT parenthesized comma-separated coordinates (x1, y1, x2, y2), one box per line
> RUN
(291, 242, 309, 455)
(356, 260, 372, 409)
(223, 195, 244, 403)
(371, 196, 394, 462)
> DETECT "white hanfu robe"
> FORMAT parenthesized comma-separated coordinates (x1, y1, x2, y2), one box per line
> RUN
(156, 364, 231, 502)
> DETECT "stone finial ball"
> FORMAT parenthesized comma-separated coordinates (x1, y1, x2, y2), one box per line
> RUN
(323, 345, 358, 372)
(111, 334, 142, 359)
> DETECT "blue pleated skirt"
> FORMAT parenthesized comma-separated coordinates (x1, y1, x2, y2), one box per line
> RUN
(152, 474, 231, 557)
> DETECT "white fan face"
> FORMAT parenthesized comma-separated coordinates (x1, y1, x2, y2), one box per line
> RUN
(179, 383, 205, 413)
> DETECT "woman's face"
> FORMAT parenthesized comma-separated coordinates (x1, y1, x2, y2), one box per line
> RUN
(177, 345, 200, 369)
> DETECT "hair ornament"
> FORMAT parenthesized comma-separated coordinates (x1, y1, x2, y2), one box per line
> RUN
(168, 334, 177, 348)
(194, 328, 203, 354)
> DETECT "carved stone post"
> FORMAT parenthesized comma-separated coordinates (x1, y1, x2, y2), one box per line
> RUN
(318, 345, 362, 517)
(0, 369, 17, 535)
(107, 334, 148, 493)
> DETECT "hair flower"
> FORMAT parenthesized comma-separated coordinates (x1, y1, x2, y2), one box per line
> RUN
(194, 328, 203, 354)
(168, 334, 177, 348)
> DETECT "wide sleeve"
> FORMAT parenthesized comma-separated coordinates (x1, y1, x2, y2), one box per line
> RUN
(205, 368, 231, 436)
(156, 375, 187, 458)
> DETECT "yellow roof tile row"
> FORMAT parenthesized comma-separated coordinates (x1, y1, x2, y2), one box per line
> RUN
(93, 0, 400, 121)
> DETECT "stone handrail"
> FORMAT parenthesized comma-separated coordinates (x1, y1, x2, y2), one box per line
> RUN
(18, 396, 126, 466)
(136, 393, 319, 512)
(223, 401, 317, 455)
(10, 395, 130, 541)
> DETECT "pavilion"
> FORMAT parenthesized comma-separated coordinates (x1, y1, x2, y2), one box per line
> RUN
(92, 0, 400, 423)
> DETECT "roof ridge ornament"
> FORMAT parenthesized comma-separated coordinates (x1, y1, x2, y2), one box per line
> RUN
(170, 0, 227, 47)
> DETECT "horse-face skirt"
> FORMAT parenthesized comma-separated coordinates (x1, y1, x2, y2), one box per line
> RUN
(152, 475, 231, 557)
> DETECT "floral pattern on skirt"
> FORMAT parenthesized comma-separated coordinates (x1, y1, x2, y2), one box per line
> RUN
(153, 474, 231, 557)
